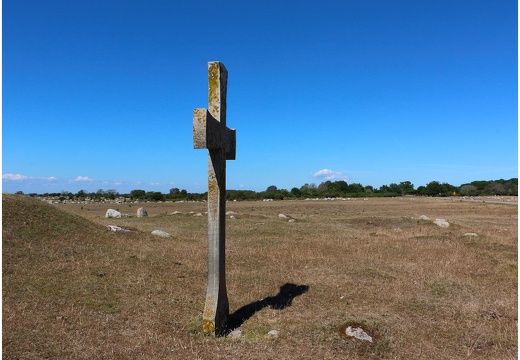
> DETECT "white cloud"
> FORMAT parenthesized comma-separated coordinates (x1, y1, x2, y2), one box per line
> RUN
(2, 174, 30, 181)
(312, 168, 348, 181)
(73, 176, 94, 181)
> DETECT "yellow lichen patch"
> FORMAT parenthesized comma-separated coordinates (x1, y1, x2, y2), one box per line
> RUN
(202, 318, 215, 333)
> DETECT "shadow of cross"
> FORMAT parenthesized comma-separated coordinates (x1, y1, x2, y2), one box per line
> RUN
(193, 62, 236, 336)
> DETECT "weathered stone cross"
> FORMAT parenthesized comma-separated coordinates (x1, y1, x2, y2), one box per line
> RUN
(193, 62, 236, 336)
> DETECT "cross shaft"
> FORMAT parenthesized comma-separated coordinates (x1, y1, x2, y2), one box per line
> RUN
(192, 62, 236, 336)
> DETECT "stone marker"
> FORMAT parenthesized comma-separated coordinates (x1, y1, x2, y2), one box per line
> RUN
(137, 207, 148, 217)
(193, 61, 236, 336)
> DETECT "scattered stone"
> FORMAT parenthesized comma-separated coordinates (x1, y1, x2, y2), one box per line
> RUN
(171, 211, 182, 215)
(288, 219, 296, 223)
(344, 326, 373, 343)
(393, 227, 403, 232)
(151, 230, 171, 238)
(419, 215, 430, 220)
(136, 207, 148, 217)
(193, 213, 203, 217)
(278, 214, 288, 218)
(267, 330, 280, 337)
(227, 327, 244, 338)
(433, 218, 450, 228)
(230, 215, 236, 219)
(226, 211, 236, 215)
(463, 232, 479, 237)
(107, 225, 130, 232)
(106, 209, 122, 218)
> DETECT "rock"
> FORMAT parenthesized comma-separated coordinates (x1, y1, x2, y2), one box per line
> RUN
(228, 327, 244, 338)
(151, 230, 171, 238)
(193, 213, 203, 217)
(136, 207, 148, 217)
(344, 326, 373, 343)
(230, 215, 236, 219)
(288, 219, 296, 223)
(171, 211, 182, 215)
(106, 209, 130, 218)
(433, 218, 450, 228)
(107, 225, 130, 232)
(106, 209, 122, 218)
(267, 330, 280, 337)
(105, 209, 130, 218)
(463, 232, 478, 237)
(278, 214, 288, 218)
(419, 215, 430, 220)
(226, 211, 236, 215)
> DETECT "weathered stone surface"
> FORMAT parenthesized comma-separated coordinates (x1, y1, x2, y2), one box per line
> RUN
(171, 211, 182, 215)
(193, 62, 237, 336)
(419, 215, 430, 220)
(151, 230, 171, 238)
(278, 214, 288, 218)
(463, 232, 478, 237)
(267, 330, 280, 337)
(137, 207, 148, 217)
(433, 218, 450, 228)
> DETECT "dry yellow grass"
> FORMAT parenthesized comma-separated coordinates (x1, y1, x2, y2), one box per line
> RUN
(3, 195, 517, 359)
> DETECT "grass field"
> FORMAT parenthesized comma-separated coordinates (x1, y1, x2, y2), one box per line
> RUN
(3, 194, 517, 359)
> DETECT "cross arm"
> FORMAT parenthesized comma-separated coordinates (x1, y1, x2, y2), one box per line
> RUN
(193, 108, 236, 160)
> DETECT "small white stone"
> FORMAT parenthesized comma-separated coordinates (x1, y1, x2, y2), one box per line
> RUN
(267, 330, 279, 337)
(433, 219, 450, 228)
(419, 215, 430, 220)
(193, 213, 203, 217)
(345, 326, 373, 342)
(278, 214, 288, 218)
(463, 232, 478, 237)
(151, 230, 171, 238)
(228, 327, 243, 338)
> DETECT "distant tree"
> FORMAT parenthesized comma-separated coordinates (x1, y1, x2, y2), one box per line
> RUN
(398, 181, 414, 196)
(485, 182, 506, 195)
(459, 184, 478, 196)
(169, 188, 180, 195)
(290, 187, 302, 197)
(425, 181, 443, 196)
(15, 191, 24, 195)
(347, 183, 364, 194)
(130, 189, 146, 199)
(146, 191, 164, 201)
(106, 189, 118, 199)
(266, 185, 278, 192)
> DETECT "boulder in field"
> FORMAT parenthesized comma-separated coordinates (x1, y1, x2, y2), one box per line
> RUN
(137, 207, 148, 217)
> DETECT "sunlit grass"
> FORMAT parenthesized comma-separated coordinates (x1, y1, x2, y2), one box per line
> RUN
(3, 195, 517, 359)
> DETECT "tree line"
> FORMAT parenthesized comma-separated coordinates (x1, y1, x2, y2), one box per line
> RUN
(20, 178, 518, 202)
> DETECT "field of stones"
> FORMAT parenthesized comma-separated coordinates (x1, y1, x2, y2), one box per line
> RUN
(3, 195, 517, 359)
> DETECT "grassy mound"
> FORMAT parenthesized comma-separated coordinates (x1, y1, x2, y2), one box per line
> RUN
(3, 195, 198, 359)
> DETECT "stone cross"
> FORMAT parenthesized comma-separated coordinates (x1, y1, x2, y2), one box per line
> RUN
(193, 62, 236, 336)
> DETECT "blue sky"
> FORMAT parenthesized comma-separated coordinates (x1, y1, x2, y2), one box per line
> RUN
(3, 0, 518, 194)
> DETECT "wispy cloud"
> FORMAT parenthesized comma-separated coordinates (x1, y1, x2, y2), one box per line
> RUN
(312, 168, 349, 181)
(73, 176, 94, 181)
(2, 173, 31, 181)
